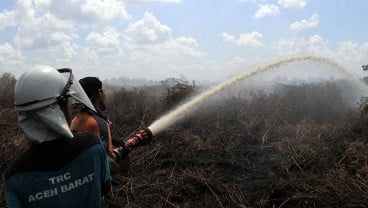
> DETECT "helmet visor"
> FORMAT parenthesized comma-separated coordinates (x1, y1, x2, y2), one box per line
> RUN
(58, 69, 97, 112)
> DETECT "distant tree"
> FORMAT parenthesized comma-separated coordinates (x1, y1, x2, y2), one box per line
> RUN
(0, 72, 16, 108)
(161, 75, 195, 108)
(362, 65, 368, 84)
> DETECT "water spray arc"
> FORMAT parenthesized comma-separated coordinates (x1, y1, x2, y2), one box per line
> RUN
(148, 55, 368, 136)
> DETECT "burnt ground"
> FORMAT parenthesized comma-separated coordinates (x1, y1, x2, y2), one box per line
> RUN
(2, 80, 368, 207)
(103, 118, 368, 208)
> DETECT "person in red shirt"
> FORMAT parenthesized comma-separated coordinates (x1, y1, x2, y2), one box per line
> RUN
(71, 77, 152, 175)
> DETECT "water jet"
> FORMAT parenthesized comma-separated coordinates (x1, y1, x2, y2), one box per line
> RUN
(149, 55, 368, 135)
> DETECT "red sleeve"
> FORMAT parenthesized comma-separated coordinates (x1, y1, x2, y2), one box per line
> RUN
(71, 113, 100, 137)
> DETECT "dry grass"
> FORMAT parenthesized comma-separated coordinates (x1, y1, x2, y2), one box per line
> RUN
(2, 79, 368, 208)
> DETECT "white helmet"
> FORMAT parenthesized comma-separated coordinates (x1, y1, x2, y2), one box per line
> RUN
(15, 65, 96, 143)
(15, 65, 96, 112)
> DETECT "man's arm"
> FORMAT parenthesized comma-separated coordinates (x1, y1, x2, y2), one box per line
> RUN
(109, 127, 153, 163)
(97, 142, 112, 196)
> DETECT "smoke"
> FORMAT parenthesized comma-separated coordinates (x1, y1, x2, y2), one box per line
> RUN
(148, 55, 368, 135)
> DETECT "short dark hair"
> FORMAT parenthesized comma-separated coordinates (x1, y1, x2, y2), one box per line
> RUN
(79, 77, 102, 99)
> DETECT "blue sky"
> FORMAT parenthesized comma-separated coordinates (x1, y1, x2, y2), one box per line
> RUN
(0, 0, 367, 81)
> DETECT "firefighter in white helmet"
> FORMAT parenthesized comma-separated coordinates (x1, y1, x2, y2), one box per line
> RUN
(3, 66, 111, 208)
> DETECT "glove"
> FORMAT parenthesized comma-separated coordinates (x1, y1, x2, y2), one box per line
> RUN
(109, 146, 125, 163)
(133, 127, 153, 145)
(123, 127, 153, 153)
(109, 127, 153, 163)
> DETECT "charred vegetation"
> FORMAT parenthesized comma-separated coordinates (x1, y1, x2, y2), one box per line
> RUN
(1, 73, 368, 207)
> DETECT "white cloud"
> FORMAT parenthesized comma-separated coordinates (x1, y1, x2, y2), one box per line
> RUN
(33, 0, 130, 25)
(336, 41, 361, 63)
(3, 0, 364, 83)
(278, 0, 307, 8)
(0, 0, 130, 29)
(289, 14, 319, 32)
(222, 31, 264, 47)
(308, 34, 326, 45)
(239, 0, 257, 3)
(85, 28, 122, 61)
(80, 0, 130, 22)
(15, 0, 36, 19)
(275, 35, 330, 56)
(171, 37, 202, 57)
(14, 12, 75, 49)
(254, 4, 280, 19)
(331, 41, 368, 75)
(0, 10, 17, 30)
(176, 37, 199, 48)
(124, 13, 203, 61)
(0, 42, 23, 71)
(124, 0, 182, 3)
(0, 0, 37, 30)
(222, 33, 236, 42)
(238, 31, 264, 47)
(275, 36, 368, 76)
(360, 43, 368, 61)
(0, 0, 131, 67)
(34, 0, 51, 6)
(0, 0, 74, 48)
(307, 35, 330, 54)
(34, 0, 51, 11)
(128, 37, 203, 63)
(124, 12, 171, 45)
(119, 13, 204, 80)
(110, 35, 204, 80)
(53, 41, 78, 63)
(229, 56, 247, 67)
